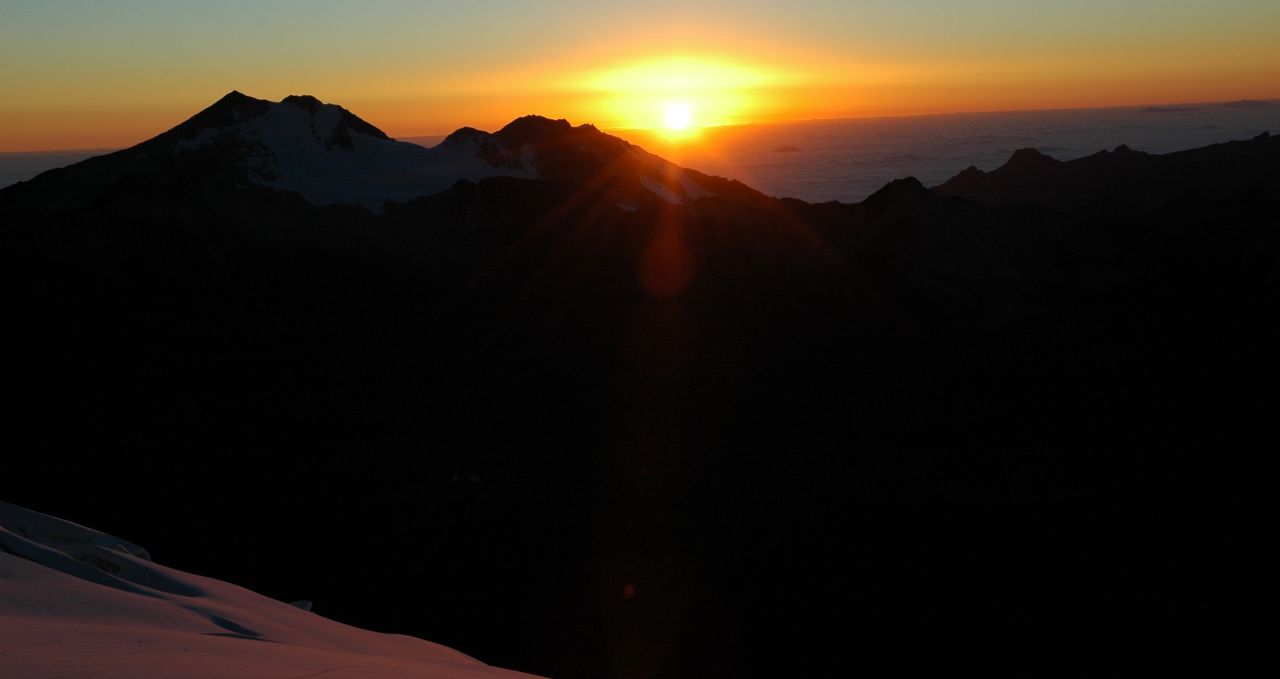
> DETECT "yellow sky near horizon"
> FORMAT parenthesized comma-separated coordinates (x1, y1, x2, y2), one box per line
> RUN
(2, 1, 1278, 151)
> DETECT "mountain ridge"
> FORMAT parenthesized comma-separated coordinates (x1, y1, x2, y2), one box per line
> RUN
(1, 91, 747, 214)
(935, 130, 1279, 210)
(7, 91, 1276, 217)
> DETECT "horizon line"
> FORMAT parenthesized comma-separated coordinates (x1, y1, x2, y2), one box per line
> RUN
(4, 94, 1277, 155)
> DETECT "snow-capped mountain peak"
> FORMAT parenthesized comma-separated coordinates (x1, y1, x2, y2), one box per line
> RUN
(160, 93, 730, 212)
(164, 92, 539, 211)
(4, 91, 738, 214)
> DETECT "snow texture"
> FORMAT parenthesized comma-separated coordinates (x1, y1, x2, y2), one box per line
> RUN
(0, 502, 541, 678)
(176, 99, 536, 213)
(639, 176, 687, 205)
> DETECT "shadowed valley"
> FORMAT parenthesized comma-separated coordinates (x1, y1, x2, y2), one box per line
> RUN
(3, 92, 1276, 677)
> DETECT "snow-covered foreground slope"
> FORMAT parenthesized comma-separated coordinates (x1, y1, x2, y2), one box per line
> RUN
(0, 502, 541, 679)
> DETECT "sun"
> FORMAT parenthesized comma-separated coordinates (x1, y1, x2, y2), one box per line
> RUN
(663, 101, 693, 131)
(579, 56, 780, 133)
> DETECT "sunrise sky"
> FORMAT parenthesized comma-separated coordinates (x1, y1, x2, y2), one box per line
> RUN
(2, 0, 1278, 151)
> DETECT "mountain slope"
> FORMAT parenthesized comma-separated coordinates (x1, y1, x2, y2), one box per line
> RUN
(0, 502, 541, 678)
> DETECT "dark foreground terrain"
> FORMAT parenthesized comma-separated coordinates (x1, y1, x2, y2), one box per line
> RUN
(3, 94, 1276, 676)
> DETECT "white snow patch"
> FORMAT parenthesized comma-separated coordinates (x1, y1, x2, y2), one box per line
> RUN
(175, 100, 537, 213)
(639, 177, 686, 205)
(0, 502, 542, 679)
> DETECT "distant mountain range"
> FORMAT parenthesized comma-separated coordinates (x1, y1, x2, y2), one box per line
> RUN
(3, 92, 1275, 678)
(935, 133, 1278, 210)
(9, 90, 1276, 216)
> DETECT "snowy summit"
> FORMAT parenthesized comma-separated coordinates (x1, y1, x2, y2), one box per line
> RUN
(146, 91, 717, 213)
(167, 91, 538, 211)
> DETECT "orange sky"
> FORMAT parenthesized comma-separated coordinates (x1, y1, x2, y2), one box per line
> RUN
(2, 1, 1278, 151)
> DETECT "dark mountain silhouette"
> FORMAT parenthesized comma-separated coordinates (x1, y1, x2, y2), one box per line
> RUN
(3, 92, 1274, 678)
(1223, 99, 1271, 108)
(934, 132, 1279, 210)
(4, 92, 760, 216)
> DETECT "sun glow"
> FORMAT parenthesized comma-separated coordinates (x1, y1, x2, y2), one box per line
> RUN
(578, 56, 780, 135)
